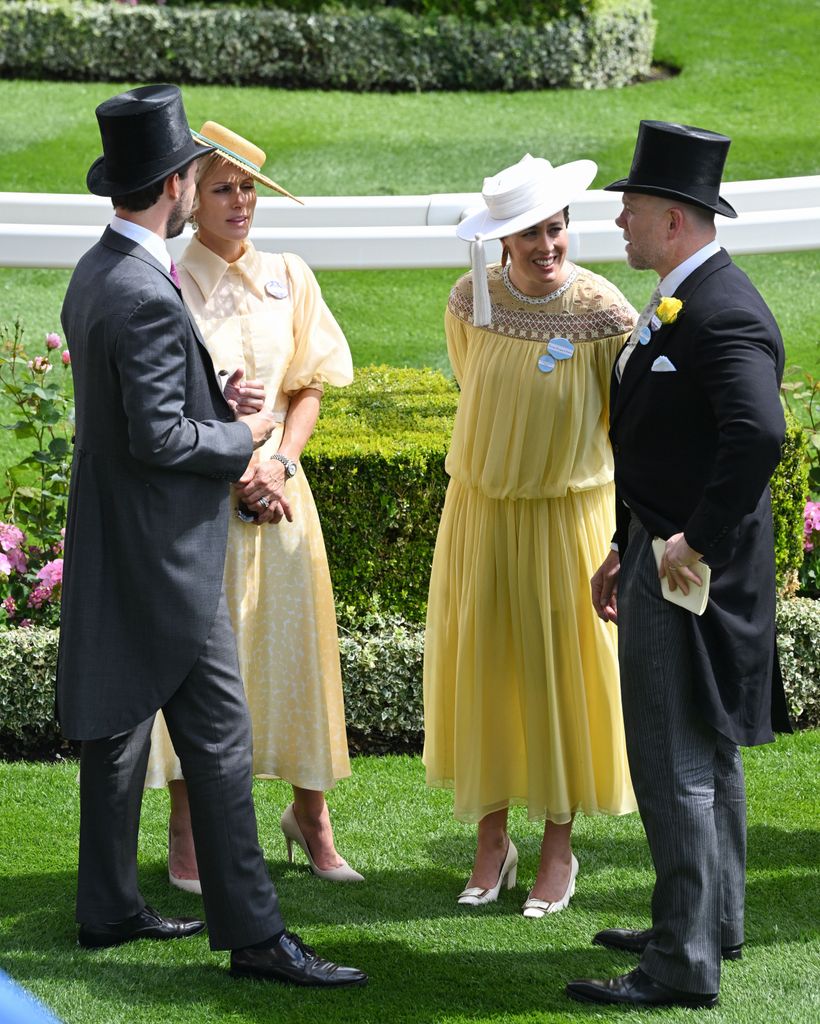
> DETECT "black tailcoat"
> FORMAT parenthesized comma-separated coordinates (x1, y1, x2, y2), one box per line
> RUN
(610, 249, 790, 746)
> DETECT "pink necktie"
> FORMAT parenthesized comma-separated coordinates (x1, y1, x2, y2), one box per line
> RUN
(169, 260, 181, 289)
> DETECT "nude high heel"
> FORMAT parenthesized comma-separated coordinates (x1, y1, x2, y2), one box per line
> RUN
(457, 838, 518, 906)
(168, 827, 202, 896)
(280, 803, 364, 883)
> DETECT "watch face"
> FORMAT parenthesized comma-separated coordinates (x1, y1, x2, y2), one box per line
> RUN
(286, 461, 297, 477)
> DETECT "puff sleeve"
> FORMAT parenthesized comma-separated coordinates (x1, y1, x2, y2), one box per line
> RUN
(281, 253, 353, 395)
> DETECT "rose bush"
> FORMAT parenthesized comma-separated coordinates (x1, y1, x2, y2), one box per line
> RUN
(0, 321, 72, 629)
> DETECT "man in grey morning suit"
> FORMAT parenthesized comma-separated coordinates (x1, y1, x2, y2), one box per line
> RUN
(59, 84, 365, 988)
(566, 122, 790, 1009)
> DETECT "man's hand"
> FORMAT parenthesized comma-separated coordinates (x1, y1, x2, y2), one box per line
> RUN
(240, 409, 276, 450)
(659, 532, 705, 595)
(591, 549, 620, 623)
(223, 369, 266, 415)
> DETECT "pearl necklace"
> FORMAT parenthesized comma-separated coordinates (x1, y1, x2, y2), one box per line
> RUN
(501, 263, 578, 305)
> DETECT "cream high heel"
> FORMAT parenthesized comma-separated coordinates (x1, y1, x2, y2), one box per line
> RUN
(168, 827, 202, 896)
(280, 803, 364, 883)
(522, 854, 578, 918)
(457, 838, 518, 906)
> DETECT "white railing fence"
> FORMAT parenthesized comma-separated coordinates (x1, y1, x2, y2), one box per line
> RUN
(1, 176, 818, 270)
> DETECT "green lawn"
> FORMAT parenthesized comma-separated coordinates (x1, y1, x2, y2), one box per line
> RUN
(0, 0, 818, 385)
(1, 733, 819, 1024)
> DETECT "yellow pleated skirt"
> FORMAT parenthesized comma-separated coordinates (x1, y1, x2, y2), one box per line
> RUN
(145, 468, 351, 792)
(423, 478, 635, 823)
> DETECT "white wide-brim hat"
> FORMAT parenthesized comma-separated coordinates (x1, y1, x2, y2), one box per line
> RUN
(458, 154, 598, 325)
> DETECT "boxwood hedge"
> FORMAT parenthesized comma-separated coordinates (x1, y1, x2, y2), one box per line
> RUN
(2, 598, 818, 758)
(0, 0, 655, 91)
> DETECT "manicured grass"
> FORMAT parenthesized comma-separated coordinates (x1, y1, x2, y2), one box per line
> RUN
(1, 732, 818, 1024)
(0, 0, 818, 391)
(0, 1, 818, 192)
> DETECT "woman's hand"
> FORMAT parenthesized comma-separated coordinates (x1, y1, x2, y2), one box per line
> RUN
(222, 368, 266, 415)
(591, 549, 620, 623)
(234, 458, 289, 522)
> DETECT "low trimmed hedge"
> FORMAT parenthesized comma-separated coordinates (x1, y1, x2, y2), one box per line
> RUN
(2, 599, 819, 757)
(0, 0, 656, 91)
(309, 368, 808, 624)
(303, 365, 456, 625)
(163, 0, 604, 21)
(772, 415, 811, 591)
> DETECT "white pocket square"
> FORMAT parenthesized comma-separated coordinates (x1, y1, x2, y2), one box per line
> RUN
(651, 356, 677, 372)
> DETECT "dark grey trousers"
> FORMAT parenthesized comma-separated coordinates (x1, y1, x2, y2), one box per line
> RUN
(77, 591, 284, 950)
(618, 520, 745, 995)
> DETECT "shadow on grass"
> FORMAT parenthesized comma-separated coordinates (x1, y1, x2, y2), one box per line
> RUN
(0, 939, 640, 1024)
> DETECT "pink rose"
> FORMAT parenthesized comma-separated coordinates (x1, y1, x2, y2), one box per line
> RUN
(28, 355, 51, 374)
(46, 332, 62, 350)
(2, 596, 15, 616)
(0, 552, 11, 576)
(62, 350, 71, 366)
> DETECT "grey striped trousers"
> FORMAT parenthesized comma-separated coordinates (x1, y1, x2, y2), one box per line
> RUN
(617, 518, 745, 994)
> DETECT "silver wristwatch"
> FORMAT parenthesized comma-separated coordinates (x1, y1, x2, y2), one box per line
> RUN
(271, 452, 297, 478)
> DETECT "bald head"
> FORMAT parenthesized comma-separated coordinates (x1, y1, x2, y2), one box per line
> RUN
(615, 192, 717, 278)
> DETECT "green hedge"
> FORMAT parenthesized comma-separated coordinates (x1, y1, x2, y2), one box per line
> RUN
(303, 366, 455, 625)
(2, 599, 819, 757)
(0, 0, 656, 91)
(308, 368, 809, 623)
(772, 415, 810, 592)
(162, 0, 601, 21)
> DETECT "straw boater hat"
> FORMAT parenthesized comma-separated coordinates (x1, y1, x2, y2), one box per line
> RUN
(604, 120, 737, 218)
(457, 153, 598, 326)
(87, 84, 214, 197)
(191, 121, 302, 204)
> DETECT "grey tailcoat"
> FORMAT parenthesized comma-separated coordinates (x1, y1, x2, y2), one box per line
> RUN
(58, 227, 253, 740)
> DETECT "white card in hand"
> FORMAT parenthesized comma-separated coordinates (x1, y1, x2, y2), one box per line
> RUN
(651, 537, 711, 615)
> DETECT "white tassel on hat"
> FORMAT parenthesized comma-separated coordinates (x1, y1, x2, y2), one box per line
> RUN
(471, 235, 492, 327)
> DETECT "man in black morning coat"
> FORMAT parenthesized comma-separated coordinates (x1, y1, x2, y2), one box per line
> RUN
(58, 84, 365, 988)
(566, 121, 790, 1010)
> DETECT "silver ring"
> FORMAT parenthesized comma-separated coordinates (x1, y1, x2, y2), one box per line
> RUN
(258, 496, 270, 509)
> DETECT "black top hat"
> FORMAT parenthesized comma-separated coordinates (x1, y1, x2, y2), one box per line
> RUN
(604, 121, 737, 219)
(86, 84, 213, 197)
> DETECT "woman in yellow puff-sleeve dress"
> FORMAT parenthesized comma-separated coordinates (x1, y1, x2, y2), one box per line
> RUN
(424, 154, 637, 916)
(145, 122, 362, 890)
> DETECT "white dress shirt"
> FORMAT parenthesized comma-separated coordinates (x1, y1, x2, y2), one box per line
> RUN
(110, 215, 172, 273)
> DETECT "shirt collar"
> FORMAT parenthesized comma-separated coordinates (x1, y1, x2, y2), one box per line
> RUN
(658, 239, 722, 297)
(179, 235, 264, 302)
(110, 215, 172, 272)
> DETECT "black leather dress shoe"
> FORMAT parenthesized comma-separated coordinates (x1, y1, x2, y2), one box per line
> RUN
(593, 927, 743, 961)
(78, 904, 205, 948)
(230, 931, 367, 987)
(566, 967, 718, 1009)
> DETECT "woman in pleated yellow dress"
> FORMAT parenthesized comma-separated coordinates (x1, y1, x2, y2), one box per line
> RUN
(424, 154, 637, 916)
(144, 122, 362, 889)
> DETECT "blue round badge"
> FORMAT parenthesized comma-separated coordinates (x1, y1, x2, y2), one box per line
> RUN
(638, 325, 652, 345)
(537, 353, 556, 373)
(547, 337, 574, 360)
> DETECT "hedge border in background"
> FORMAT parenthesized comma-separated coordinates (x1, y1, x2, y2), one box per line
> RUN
(2, 597, 819, 758)
(307, 368, 808, 624)
(0, 0, 656, 92)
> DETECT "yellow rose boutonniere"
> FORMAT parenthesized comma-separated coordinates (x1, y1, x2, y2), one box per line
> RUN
(656, 296, 684, 325)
